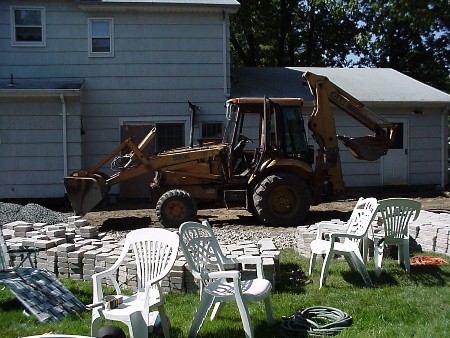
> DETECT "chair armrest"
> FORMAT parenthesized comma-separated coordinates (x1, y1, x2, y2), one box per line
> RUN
(205, 270, 240, 281)
(234, 255, 262, 265)
(92, 266, 121, 302)
(330, 232, 361, 241)
(315, 221, 346, 239)
(234, 255, 265, 279)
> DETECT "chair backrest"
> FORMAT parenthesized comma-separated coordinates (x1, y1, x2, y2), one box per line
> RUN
(178, 221, 228, 284)
(377, 198, 421, 240)
(345, 197, 379, 241)
(121, 228, 179, 292)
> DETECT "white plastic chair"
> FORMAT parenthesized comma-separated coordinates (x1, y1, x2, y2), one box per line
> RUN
(178, 221, 274, 338)
(373, 198, 421, 277)
(309, 197, 378, 288)
(91, 228, 179, 338)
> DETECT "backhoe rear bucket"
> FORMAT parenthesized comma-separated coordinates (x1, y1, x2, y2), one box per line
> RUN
(338, 134, 390, 161)
(64, 174, 109, 215)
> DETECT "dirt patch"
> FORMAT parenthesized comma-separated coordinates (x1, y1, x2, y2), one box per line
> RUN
(81, 186, 450, 235)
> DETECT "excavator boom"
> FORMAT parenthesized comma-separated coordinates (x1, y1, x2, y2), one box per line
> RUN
(303, 71, 396, 162)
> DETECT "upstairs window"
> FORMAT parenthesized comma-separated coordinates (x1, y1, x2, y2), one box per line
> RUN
(88, 18, 114, 57)
(11, 6, 46, 47)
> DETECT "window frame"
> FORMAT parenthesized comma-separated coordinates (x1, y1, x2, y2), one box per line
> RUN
(201, 121, 224, 140)
(10, 6, 46, 47)
(88, 17, 114, 57)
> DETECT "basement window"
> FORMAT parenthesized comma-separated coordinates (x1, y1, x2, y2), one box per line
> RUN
(88, 18, 114, 57)
(11, 6, 46, 47)
(202, 122, 223, 140)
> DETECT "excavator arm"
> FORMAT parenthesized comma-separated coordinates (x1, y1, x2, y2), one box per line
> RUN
(303, 71, 397, 203)
(64, 127, 227, 215)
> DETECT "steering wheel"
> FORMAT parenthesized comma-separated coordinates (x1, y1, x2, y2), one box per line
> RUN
(234, 133, 253, 152)
(239, 133, 253, 144)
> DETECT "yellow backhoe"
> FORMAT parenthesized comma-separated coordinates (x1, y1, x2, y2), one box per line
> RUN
(64, 72, 396, 227)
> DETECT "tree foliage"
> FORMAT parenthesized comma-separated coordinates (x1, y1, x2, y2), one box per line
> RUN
(230, 0, 450, 92)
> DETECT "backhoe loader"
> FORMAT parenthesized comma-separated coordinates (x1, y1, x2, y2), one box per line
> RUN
(64, 72, 396, 227)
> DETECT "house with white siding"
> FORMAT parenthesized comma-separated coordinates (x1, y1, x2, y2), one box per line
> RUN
(1, 0, 449, 202)
(0, 0, 239, 199)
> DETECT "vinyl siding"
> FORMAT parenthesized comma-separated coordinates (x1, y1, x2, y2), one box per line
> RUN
(0, 0, 231, 198)
(0, 96, 82, 198)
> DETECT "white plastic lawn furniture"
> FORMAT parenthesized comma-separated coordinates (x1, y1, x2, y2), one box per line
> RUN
(309, 197, 378, 288)
(91, 228, 179, 338)
(178, 221, 274, 338)
(373, 198, 421, 277)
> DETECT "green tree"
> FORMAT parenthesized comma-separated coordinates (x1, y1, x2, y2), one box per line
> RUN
(230, 0, 450, 92)
(357, 0, 449, 92)
(231, 0, 361, 67)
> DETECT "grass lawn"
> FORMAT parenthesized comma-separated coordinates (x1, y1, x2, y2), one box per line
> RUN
(1, 249, 449, 338)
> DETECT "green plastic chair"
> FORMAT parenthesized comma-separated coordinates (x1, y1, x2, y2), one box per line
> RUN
(373, 198, 421, 277)
(178, 220, 274, 338)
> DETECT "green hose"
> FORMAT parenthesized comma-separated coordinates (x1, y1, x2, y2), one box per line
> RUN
(280, 306, 353, 337)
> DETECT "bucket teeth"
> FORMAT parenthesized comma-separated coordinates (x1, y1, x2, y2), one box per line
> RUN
(64, 174, 108, 215)
(338, 135, 389, 161)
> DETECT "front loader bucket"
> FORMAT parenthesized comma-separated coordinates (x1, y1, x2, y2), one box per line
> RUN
(64, 174, 109, 215)
(338, 134, 390, 161)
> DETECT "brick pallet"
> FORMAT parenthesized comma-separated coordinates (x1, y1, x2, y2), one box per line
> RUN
(2, 219, 280, 293)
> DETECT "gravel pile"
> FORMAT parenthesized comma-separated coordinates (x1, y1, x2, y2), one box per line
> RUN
(1, 201, 295, 249)
(212, 226, 297, 249)
(0, 202, 69, 225)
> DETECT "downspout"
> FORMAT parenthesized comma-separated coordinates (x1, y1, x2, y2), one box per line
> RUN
(223, 10, 230, 97)
(60, 93, 68, 177)
(441, 105, 450, 187)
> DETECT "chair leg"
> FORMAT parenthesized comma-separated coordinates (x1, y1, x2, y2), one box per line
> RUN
(397, 244, 403, 266)
(210, 302, 224, 320)
(349, 250, 373, 287)
(128, 312, 148, 338)
(264, 294, 274, 326)
(344, 255, 357, 271)
(319, 250, 333, 288)
(91, 311, 101, 338)
(374, 239, 384, 277)
(158, 304, 171, 338)
(309, 253, 317, 275)
(188, 292, 215, 338)
(235, 297, 254, 338)
(402, 240, 410, 273)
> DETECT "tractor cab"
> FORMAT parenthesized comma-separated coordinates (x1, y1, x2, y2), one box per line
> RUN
(223, 97, 313, 179)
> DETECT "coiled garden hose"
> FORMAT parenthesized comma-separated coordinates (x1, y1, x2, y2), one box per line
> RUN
(280, 306, 353, 337)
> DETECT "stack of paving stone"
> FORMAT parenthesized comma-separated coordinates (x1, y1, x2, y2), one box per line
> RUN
(2, 218, 280, 293)
(179, 239, 280, 293)
(296, 210, 450, 258)
(296, 220, 348, 257)
(409, 210, 450, 255)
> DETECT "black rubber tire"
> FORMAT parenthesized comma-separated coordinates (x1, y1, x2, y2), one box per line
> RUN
(252, 172, 312, 226)
(156, 189, 197, 228)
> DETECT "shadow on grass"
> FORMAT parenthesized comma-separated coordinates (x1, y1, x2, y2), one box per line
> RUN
(0, 297, 23, 311)
(341, 262, 450, 288)
(407, 265, 450, 286)
(276, 262, 310, 293)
